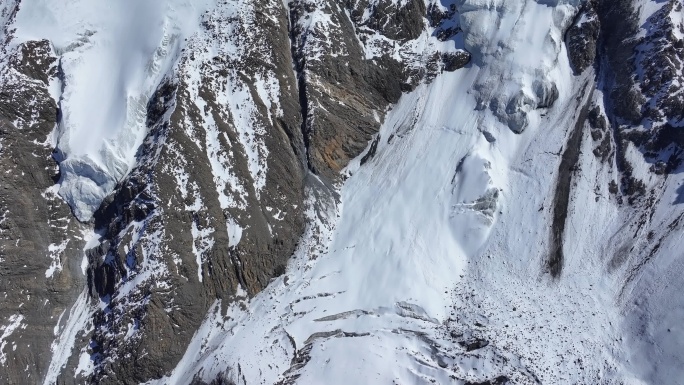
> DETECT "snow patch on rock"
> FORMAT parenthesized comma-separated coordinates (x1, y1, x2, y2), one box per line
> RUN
(0, 314, 24, 365)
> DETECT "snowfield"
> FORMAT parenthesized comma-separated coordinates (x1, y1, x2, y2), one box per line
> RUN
(148, 1, 684, 384)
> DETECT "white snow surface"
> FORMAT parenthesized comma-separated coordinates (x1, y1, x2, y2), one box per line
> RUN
(45, 240, 69, 278)
(11, 0, 216, 221)
(43, 290, 93, 385)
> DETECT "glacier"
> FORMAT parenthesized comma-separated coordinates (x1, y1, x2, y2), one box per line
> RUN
(11, 0, 215, 221)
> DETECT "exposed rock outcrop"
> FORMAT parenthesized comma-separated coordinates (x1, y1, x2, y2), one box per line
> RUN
(0, 38, 85, 384)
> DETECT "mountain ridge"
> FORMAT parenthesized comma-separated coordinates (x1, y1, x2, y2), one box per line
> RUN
(0, 0, 683, 384)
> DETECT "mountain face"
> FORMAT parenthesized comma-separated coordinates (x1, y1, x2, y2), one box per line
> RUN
(0, 0, 683, 384)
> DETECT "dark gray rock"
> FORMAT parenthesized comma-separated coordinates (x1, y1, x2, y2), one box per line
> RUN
(465, 376, 510, 385)
(349, 0, 426, 42)
(534, 80, 559, 109)
(565, 1, 599, 75)
(570, 0, 684, 208)
(442, 51, 471, 72)
(0, 39, 85, 385)
(82, 3, 308, 382)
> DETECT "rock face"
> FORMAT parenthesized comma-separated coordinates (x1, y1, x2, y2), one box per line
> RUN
(564, 0, 684, 203)
(83, 4, 310, 380)
(0, 34, 87, 384)
(592, 0, 684, 135)
(1, 0, 684, 384)
(565, 0, 599, 75)
(290, 0, 467, 180)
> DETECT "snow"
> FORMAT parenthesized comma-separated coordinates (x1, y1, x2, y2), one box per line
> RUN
(226, 217, 244, 248)
(671, 3, 684, 40)
(634, 0, 666, 35)
(177, 1, 280, 211)
(44, 218, 175, 382)
(80, 229, 102, 275)
(291, 1, 340, 61)
(181, 58, 249, 212)
(191, 220, 215, 282)
(148, 1, 684, 383)
(253, 72, 284, 124)
(74, 349, 94, 378)
(216, 80, 270, 199)
(111, 222, 170, 301)
(0, 314, 24, 365)
(149, 5, 548, 381)
(298, 77, 478, 320)
(460, 0, 577, 133)
(43, 290, 92, 385)
(154, 1, 289, 282)
(45, 240, 69, 278)
(11, 0, 216, 221)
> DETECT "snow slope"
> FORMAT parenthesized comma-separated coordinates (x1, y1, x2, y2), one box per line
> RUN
(146, 1, 684, 383)
(12, 0, 215, 221)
